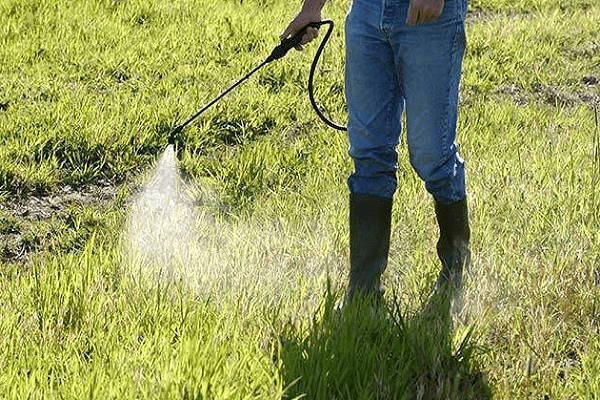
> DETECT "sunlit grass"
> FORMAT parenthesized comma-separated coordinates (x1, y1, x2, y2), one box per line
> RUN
(1, 0, 600, 398)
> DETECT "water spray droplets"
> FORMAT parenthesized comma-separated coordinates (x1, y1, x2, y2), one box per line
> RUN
(127, 145, 198, 279)
(124, 145, 344, 308)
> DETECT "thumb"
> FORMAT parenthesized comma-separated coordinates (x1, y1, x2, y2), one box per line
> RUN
(280, 17, 304, 40)
(279, 25, 294, 40)
(406, 3, 418, 26)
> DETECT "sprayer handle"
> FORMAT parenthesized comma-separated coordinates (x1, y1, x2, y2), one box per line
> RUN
(266, 21, 324, 63)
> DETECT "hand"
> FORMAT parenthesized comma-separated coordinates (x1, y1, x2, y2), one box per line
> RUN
(406, 0, 444, 27)
(280, 4, 323, 50)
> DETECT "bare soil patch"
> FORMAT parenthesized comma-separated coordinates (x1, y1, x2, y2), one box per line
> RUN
(0, 178, 124, 264)
(494, 80, 599, 107)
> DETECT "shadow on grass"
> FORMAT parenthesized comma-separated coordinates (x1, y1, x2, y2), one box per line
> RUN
(278, 287, 491, 400)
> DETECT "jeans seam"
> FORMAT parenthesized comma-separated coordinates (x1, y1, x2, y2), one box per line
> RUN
(445, 14, 466, 199)
(379, 0, 386, 34)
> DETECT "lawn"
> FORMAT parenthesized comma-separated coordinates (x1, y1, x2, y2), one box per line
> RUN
(1, 0, 599, 398)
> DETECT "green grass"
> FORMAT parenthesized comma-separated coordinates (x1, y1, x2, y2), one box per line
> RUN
(1, 0, 600, 398)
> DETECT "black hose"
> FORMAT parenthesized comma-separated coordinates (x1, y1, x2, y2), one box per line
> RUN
(307, 20, 347, 131)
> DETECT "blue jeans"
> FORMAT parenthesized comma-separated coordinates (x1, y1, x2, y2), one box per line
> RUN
(345, 0, 467, 204)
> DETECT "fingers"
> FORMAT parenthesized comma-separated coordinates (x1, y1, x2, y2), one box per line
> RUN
(406, 0, 444, 27)
(293, 27, 320, 51)
(280, 23, 319, 42)
(280, 15, 321, 51)
(302, 26, 320, 44)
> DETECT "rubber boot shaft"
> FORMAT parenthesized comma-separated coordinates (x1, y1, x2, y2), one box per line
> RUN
(434, 198, 471, 314)
(435, 198, 470, 276)
(347, 194, 393, 302)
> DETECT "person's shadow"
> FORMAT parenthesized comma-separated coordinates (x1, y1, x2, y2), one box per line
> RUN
(278, 287, 491, 400)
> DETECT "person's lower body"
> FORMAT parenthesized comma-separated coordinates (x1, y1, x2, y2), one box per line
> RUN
(343, 0, 469, 310)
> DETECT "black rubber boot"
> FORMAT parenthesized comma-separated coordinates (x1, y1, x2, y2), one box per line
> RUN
(346, 194, 393, 304)
(433, 198, 471, 314)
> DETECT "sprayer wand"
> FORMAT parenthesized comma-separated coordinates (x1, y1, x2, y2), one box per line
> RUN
(168, 19, 345, 145)
(167, 59, 269, 145)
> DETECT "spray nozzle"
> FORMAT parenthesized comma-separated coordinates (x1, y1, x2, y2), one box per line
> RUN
(168, 125, 183, 145)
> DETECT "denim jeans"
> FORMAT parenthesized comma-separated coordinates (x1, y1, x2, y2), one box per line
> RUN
(345, 0, 467, 204)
